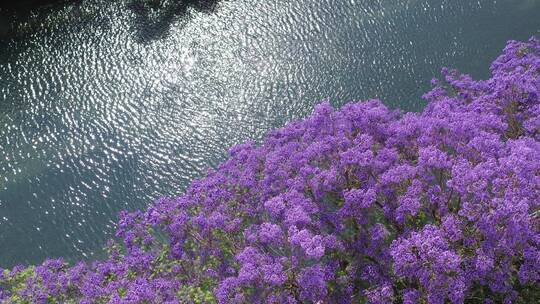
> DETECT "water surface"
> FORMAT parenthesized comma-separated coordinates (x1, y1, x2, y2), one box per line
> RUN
(1, 0, 539, 267)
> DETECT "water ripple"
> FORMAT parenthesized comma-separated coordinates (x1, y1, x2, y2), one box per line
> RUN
(0, 0, 539, 267)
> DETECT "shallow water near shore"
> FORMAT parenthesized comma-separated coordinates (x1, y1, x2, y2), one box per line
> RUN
(0, 0, 539, 268)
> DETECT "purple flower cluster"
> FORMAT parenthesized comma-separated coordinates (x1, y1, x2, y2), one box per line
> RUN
(1, 37, 539, 303)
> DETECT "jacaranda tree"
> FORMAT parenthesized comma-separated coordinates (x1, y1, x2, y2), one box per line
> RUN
(1, 37, 539, 304)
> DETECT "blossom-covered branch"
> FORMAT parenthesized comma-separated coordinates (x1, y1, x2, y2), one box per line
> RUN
(1, 37, 539, 304)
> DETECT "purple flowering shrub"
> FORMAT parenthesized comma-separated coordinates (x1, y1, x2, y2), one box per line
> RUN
(1, 37, 539, 303)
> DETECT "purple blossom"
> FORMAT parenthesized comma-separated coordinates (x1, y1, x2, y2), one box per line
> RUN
(1, 37, 539, 303)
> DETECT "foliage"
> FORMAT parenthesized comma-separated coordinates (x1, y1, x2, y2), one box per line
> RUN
(1, 37, 539, 303)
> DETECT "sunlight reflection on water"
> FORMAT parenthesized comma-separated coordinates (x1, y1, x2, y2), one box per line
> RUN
(0, 0, 539, 267)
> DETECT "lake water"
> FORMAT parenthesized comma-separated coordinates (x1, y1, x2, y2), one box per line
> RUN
(0, 0, 539, 268)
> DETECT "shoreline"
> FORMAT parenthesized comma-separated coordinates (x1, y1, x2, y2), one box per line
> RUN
(0, 1, 73, 12)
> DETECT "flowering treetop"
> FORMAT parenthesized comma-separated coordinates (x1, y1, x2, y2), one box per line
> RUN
(1, 37, 539, 304)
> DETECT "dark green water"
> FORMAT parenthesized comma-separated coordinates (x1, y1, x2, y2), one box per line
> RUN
(0, 0, 539, 268)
